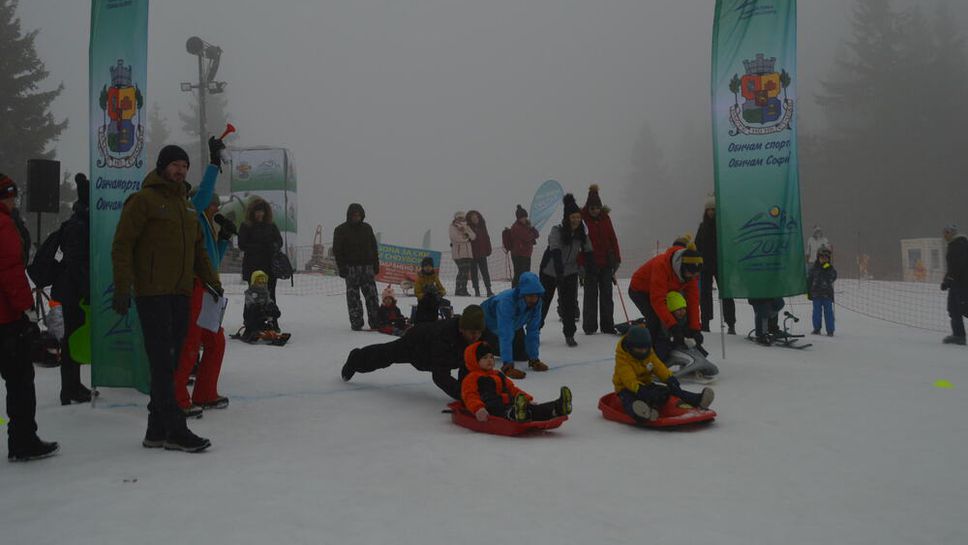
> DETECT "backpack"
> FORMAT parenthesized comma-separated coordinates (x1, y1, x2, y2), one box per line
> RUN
(27, 226, 64, 288)
(271, 250, 294, 280)
(502, 227, 512, 253)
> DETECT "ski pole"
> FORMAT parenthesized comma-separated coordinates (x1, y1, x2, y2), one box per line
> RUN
(614, 277, 631, 325)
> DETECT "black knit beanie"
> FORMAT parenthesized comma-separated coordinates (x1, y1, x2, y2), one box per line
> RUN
(156, 145, 190, 173)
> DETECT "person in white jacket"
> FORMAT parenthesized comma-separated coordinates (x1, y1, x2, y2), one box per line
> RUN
(806, 225, 831, 265)
(449, 211, 476, 296)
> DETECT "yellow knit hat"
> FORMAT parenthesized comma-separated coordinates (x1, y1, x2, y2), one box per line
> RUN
(666, 291, 687, 313)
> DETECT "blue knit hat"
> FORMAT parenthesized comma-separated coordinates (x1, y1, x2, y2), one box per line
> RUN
(624, 326, 652, 351)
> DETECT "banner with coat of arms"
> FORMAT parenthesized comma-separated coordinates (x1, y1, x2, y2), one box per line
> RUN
(89, 0, 151, 393)
(711, 0, 806, 298)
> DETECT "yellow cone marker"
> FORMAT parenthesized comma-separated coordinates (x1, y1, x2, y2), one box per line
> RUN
(934, 379, 955, 390)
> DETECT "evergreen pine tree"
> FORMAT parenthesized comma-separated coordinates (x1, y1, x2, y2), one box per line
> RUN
(0, 0, 68, 187)
(146, 102, 171, 166)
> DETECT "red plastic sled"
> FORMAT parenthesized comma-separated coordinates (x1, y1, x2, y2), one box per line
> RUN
(446, 401, 568, 436)
(598, 392, 716, 429)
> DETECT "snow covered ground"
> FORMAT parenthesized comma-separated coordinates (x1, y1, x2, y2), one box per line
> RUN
(2, 286, 967, 545)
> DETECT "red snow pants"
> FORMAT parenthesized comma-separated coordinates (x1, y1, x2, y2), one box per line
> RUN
(175, 279, 226, 408)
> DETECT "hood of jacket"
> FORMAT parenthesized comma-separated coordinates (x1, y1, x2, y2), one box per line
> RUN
(516, 272, 545, 296)
(346, 203, 366, 222)
(463, 341, 486, 374)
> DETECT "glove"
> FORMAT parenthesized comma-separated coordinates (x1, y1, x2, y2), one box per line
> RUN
(204, 282, 224, 302)
(338, 266, 348, 279)
(690, 330, 704, 346)
(113, 292, 130, 316)
(208, 136, 226, 169)
(213, 214, 238, 239)
(670, 324, 686, 347)
(665, 376, 681, 392)
(475, 408, 489, 422)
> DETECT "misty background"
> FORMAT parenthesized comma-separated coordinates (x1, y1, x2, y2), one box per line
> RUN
(9, 0, 968, 279)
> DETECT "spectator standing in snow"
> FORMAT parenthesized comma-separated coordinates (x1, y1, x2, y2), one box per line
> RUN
(941, 224, 968, 345)
(341, 305, 486, 399)
(51, 173, 92, 405)
(0, 174, 59, 461)
(174, 137, 235, 417)
(333, 203, 382, 331)
(466, 210, 494, 298)
(449, 212, 476, 296)
(238, 198, 283, 302)
(805, 225, 830, 265)
(749, 298, 785, 344)
(112, 145, 220, 453)
(695, 194, 736, 334)
(581, 184, 621, 335)
(808, 246, 837, 336)
(506, 205, 540, 287)
(539, 193, 593, 347)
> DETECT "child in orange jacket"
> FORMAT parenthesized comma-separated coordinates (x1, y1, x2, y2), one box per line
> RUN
(461, 341, 572, 422)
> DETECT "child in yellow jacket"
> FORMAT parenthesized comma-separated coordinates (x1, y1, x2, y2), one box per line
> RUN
(613, 325, 713, 421)
(414, 256, 452, 322)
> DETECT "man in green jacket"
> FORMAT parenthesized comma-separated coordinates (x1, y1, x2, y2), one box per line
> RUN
(112, 145, 221, 453)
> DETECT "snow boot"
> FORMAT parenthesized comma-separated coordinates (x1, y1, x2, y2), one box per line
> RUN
(197, 396, 230, 410)
(342, 349, 359, 381)
(486, 288, 495, 297)
(513, 393, 530, 422)
(727, 325, 736, 335)
(528, 358, 549, 372)
(8, 439, 59, 462)
(556, 386, 572, 416)
(182, 405, 203, 419)
(142, 428, 166, 449)
(811, 329, 820, 335)
(698, 387, 715, 409)
(164, 429, 211, 453)
(942, 335, 966, 345)
(631, 400, 660, 421)
(565, 336, 578, 347)
(502, 365, 526, 379)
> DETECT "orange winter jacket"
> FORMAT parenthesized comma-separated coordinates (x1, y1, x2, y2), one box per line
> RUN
(461, 342, 532, 413)
(629, 246, 701, 330)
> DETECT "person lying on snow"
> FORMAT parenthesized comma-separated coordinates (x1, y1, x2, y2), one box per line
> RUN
(461, 341, 571, 423)
(377, 285, 409, 336)
(414, 256, 452, 323)
(612, 325, 713, 422)
(243, 270, 281, 341)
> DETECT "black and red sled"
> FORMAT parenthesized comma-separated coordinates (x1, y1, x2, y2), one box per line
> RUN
(445, 401, 568, 437)
(230, 326, 291, 346)
(598, 392, 716, 429)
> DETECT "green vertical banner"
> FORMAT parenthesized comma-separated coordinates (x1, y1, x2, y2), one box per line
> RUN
(89, 0, 150, 393)
(712, 0, 805, 298)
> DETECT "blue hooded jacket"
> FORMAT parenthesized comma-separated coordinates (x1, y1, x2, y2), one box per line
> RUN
(481, 271, 545, 364)
(191, 164, 229, 270)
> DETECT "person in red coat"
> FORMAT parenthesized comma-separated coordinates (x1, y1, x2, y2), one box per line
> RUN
(581, 184, 622, 334)
(505, 205, 540, 287)
(0, 174, 59, 461)
(466, 210, 494, 297)
(627, 242, 703, 360)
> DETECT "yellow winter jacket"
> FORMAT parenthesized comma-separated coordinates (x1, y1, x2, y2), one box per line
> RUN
(612, 338, 672, 394)
(414, 272, 446, 300)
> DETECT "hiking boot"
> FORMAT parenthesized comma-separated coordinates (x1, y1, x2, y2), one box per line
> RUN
(631, 400, 660, 421)
(698, 387, 715, 409)
(556, 386, 572, 416)
(528, 358, 549, 372)
(342, 349, 359, 381)
(943, 335, 966, 345)
(485, 288, 495, 298)
(8, 439, 59, 462)
(811, 329, 820, 335)
(60, 385, 93, 405)
(164, 429, 211, 453)
(754, 335, 772, 346)
(727, 325, 736, 335)
(350, 324, 363, 332)
(513, 393, 530, 422)
(601, 326, 617, 335)
(474, 288, 481, 297)
(827, 332, 835, 337)
(142, 428, 166, 449)
(565, 336, 578, 347)
(502, 365, 526, 379)
(197, 396, 230, 410)
(181, 405, 204, 419)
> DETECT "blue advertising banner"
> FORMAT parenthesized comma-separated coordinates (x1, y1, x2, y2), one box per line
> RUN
(528, 179, 564, 233)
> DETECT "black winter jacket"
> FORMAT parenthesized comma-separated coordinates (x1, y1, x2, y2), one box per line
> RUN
(945, 235, 968, 289)
(695, 215, 717, 274)
(332, 203, 379, 272)
(808, 262, 837, 300)
(238, 220, 283, 282)
(51, 202, 90, 304)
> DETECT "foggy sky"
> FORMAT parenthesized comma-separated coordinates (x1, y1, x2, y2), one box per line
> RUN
(17, 0, 968, 249)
